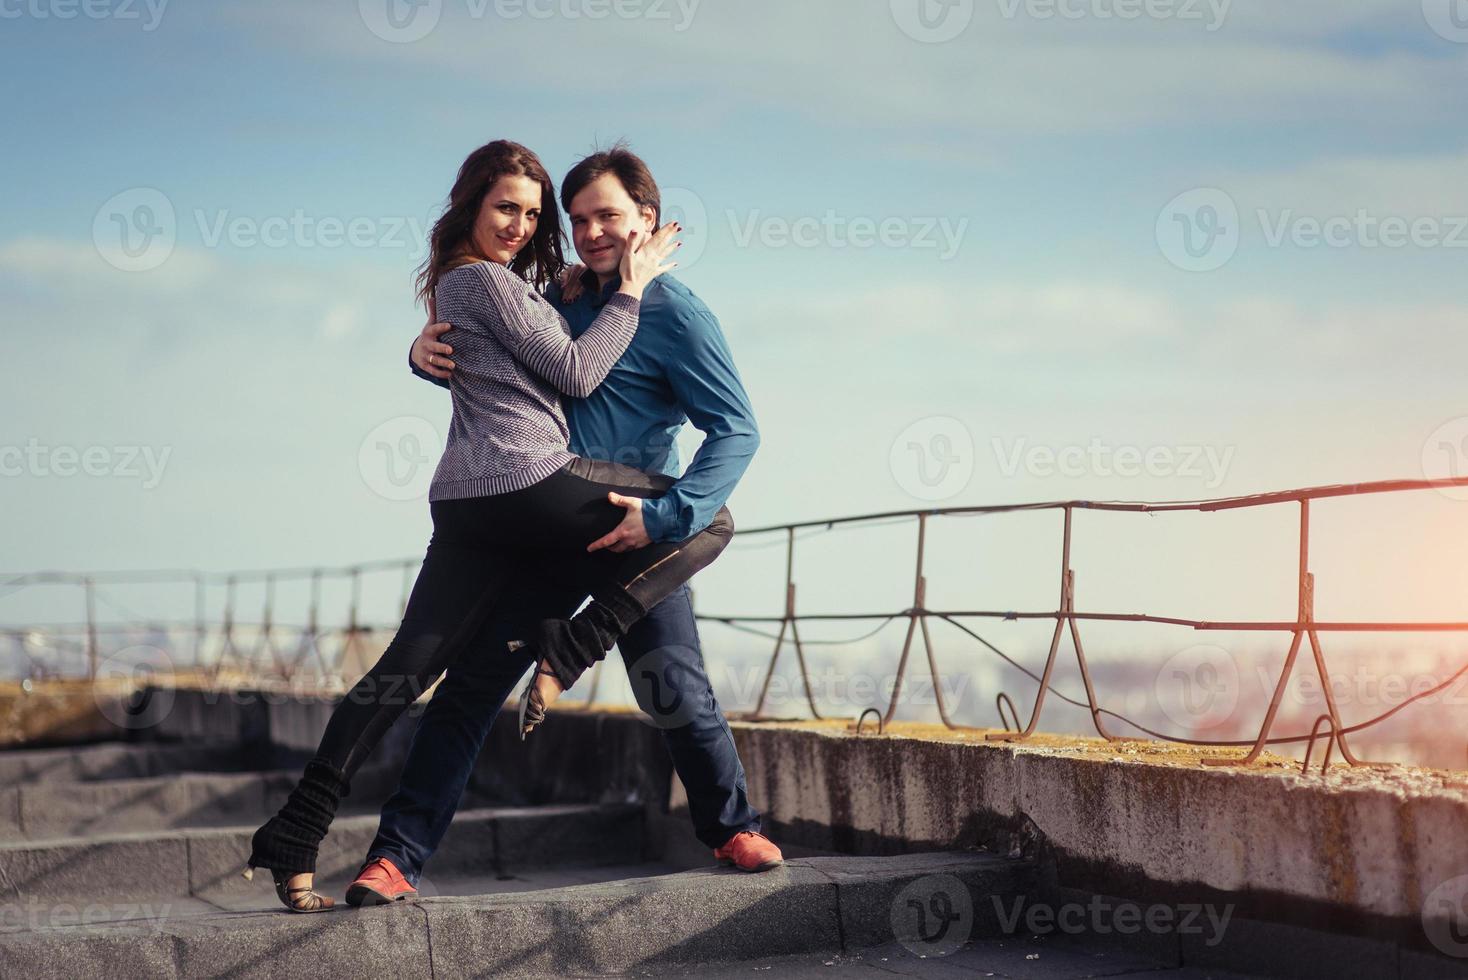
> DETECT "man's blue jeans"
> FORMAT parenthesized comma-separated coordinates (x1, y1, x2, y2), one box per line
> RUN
(366, 578, 761, 885)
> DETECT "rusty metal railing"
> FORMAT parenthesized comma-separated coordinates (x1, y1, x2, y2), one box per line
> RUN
(696, 476, 1468, 770)
(0, 559, 419, 686)
(5, 476, 1467, 771)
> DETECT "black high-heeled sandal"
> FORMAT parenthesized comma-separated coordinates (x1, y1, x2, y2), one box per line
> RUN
(510, 607, 629, 741)
(242, 762, 348, 914)
(515, 657, 560, 740)
(241, 863, 336, 913)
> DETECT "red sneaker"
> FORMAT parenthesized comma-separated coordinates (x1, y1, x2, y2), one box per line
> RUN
(345, 856, 418, 907)
(713, 831, 784, 872)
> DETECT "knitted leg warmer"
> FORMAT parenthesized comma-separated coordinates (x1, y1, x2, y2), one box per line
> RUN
(536, 588, 647, 691)
(248, 757, 351, 875)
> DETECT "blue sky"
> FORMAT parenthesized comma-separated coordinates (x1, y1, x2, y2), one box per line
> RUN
(4, 1, 1468, 736)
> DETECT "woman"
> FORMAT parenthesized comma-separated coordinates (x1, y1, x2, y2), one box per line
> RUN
(245, 140, 733, 913)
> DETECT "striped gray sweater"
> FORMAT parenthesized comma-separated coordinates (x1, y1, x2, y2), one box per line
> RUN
(428, 260, 640, 502)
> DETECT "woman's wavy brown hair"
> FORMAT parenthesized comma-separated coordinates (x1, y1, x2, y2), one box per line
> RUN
(416, 140, 566, 307)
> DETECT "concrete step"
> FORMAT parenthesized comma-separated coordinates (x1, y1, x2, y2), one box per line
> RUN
(0, 770, 291, 841)
(628, 936, 1248, 980)
(0, 740, 267, 786)
(0, 802, 647, 903)
(3, 693, 677, 818)
(0, 851, 1036, 979)
(0, 762, 422, 841)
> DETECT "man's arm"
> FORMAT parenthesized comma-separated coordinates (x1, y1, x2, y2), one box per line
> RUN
(409, 334, 451, 389)
(410, 294, 454, 387)
(641, 307, 760, 543)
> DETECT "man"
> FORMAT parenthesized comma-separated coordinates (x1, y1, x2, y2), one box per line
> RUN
(346, 144, 781, 906)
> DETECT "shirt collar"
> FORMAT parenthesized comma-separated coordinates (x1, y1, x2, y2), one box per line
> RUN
(589, 273, 623, 309)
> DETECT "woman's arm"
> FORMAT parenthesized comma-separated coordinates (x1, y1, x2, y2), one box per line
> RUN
(435, 226, 680, 398)
(469, 262, 640, 398)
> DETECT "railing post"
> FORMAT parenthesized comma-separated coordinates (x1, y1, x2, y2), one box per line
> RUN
(1203, 497, 1372, 767)
(192, 573, 206, 671)
(336, 567, 366, 684)
(288, 570, 324, 682)
(83, 577, 98, 680)
(210, 575, 239, 682)
(750, 526, 821, 719)
(988, 507, 1071, 741)
(257, 574, 282, 679)
(985, 504, 1116, 743)
(398, 561, 414, 619)
(883, 513, 929, 726)
(1203, 500, 1313, 766)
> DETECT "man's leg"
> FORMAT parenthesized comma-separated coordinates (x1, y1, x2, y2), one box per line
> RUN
(365, 576, 585, 886)
(617, 582, 762, 850)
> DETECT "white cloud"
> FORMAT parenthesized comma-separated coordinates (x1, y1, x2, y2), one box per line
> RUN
(0, 238, 220, 293)
(1223, 150, 1468, 219)
(733, 275, 1468, 375)
(789, 280, 1180, 352)
(216, 0, 1463, 137)
(0, 238, 417, 349)
(320, 303, 366, 341)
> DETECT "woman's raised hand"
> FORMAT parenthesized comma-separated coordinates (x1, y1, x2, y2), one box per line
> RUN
(616, 222, 681, 299)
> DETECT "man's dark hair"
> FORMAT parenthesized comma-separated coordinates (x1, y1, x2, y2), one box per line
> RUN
(560, 140, 661, 226)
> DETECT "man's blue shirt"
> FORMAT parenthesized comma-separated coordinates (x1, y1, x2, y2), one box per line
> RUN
(414, 273, 758, 543)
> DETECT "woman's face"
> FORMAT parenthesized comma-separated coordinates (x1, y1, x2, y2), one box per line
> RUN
(472, 174, 543, 264)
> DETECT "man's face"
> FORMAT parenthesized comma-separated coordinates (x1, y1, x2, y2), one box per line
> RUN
(567, 172, 657, 281)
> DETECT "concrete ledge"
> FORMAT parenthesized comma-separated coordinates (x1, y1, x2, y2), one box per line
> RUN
(724, 718, 1468, 954)
(467, 703, 674, 810)
(0, 853, 1030, 979)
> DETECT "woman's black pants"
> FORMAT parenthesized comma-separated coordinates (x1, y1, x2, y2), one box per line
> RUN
(249, 458, 734, 874)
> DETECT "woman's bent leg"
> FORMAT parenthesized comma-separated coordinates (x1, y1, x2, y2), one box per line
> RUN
(531, 503, 734, 691)
(492, 458, 735, 698)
